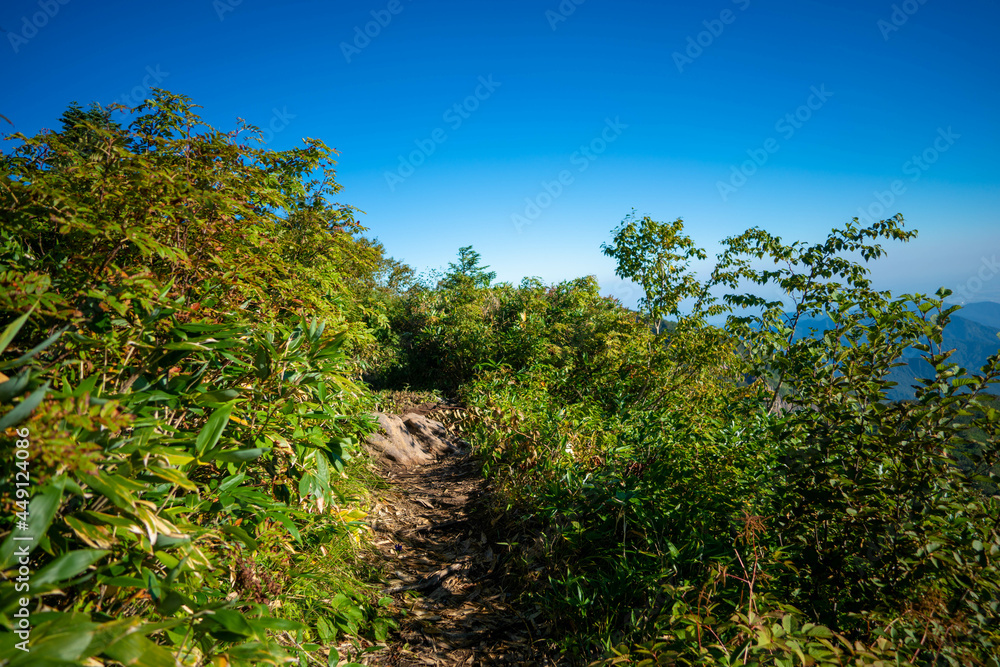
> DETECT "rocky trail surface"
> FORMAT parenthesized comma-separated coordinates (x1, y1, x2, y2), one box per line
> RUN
(352, 402, 559, 666)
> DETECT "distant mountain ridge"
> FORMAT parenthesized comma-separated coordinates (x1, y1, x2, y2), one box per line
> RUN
(945, 301, 1000, 330)
(789, 301, 1000, 401)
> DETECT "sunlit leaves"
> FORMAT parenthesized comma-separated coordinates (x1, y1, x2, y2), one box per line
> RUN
(0, 91, 388, 665)
(601, 212, 708, 328)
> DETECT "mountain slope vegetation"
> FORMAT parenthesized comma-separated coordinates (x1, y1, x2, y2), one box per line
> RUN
(1, 93, 999, 666)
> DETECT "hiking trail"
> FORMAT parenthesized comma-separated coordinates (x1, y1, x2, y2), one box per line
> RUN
(348, 401, 559, 666)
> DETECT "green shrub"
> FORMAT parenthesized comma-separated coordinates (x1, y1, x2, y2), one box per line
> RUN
(0, 92, 393, 665)
(454, 214, 1000, 665)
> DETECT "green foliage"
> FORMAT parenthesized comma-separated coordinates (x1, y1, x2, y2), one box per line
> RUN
(710, 214, 918, 411)
(706, 217, 1000, 663)
(5, 91, 999, 666)
(0, 93, 397, 665)
(426, 214, 1000, 665)
(374, 268, 671, 408)
(602, 212, 709, 332)
(439, 245, 496, 291)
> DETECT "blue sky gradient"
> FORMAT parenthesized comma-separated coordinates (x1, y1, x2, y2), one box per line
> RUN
(3, 0, 998, 305)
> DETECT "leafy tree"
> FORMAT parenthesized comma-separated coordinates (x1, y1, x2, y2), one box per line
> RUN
(601, 211, 708, 333)
(706, 216, 1000, 657)
(54, 101, 126, 163)
(439, 245, 496, 291)
(710, 215, 917, 410)
(600, 212, 745, 413)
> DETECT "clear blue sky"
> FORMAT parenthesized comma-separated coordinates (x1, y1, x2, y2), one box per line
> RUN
(3, 0, 998, 306)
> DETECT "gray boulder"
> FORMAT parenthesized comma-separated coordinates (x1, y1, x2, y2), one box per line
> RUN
(402, 413, 460, 457)
(365, 413, 432, 466)
(365, 412, 465, 466)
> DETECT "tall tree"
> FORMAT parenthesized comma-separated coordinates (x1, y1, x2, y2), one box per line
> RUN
(601, 212, 706, 334)
(440, 245, 496, 290)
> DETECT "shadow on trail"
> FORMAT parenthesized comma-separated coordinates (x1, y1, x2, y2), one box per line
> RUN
(358, 404, 560, 666)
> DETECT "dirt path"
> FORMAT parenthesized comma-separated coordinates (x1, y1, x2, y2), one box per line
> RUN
(356, 404, 558, 666)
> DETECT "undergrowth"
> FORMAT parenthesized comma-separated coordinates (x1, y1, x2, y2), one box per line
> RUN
(0, 93, 401, 665)
(380, 214, 1000, 665)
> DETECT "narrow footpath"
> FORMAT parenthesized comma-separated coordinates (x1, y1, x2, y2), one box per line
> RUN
(355, 402, 558, 666)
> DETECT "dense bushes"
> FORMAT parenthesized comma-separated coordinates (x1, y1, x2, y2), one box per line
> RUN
(383, 217, 1000, 664)
(0, 93, 399, 665)
(375, 267, 655, 405)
